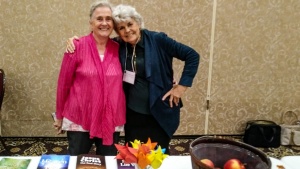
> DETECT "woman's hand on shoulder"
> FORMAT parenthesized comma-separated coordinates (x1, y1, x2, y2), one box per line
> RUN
(65, 36, 79, 53)
(162, 84, 187, 108)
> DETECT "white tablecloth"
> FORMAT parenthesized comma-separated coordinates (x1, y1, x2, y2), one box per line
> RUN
(1, 155, 299, 169)
(270, 156, 300, 169)
(0, 156, 192, 169)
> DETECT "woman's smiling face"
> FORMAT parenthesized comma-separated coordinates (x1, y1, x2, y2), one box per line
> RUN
(116, 18, 141, 45)
(89, 6, 114, 38)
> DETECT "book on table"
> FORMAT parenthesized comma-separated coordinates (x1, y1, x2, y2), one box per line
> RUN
(37, 154, 70, 169)
(0, 157, 31, 169)
(116, 159, 135, 169)
(76, 154, 106, 169)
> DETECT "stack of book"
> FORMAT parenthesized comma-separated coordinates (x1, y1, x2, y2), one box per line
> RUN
(0, 154, 138, 169)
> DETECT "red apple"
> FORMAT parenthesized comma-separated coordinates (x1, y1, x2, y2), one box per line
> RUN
(223, 159, 245, 169)
(200, 158, 214, 168)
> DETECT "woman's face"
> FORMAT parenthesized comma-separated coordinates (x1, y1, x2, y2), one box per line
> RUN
(116, 18, 141, 45)
(90, 6, 114, 38)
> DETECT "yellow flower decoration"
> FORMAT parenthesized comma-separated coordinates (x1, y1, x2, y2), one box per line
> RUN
(147, 146, 168, 169)
(115, 138, 169, 169)
(131, 139, 141, 149)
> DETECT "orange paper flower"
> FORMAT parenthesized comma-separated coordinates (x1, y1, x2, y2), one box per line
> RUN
(115, 138, 168, 169)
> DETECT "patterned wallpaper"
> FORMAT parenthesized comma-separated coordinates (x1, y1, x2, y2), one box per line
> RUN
(209, 0, 300, 134)
(0, 0, 299, 137)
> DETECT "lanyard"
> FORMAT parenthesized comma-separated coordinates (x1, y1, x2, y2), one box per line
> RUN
(124, 43, 137, 72)
(124, 35, 140, 72)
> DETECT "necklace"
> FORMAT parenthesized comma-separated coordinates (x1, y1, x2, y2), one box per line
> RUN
(125, 36, 141, 72)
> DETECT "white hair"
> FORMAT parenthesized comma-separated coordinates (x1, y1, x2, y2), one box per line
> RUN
(89, 0, 113, 19)
(112, 4, 144, 29)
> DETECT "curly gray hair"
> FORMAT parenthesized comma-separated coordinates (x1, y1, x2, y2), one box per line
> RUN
(112, 4, 144, 29)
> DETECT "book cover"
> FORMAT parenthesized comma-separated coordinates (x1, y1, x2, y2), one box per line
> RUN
(0, 157, 31, 169)
(37, 154, 70, 169)
(116, 159, 136, 169)
(76, 154, 106, 169)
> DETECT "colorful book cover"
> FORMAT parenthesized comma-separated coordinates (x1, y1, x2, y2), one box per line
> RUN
(37, 154, 70, 169)
(116, 159, 136, 169)
(0, 157, 31, 169)
(76, 154, 106, 169)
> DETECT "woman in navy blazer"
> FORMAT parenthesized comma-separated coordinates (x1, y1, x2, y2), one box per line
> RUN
(66, 3, 199, 154)
(112, 4, 199, 154)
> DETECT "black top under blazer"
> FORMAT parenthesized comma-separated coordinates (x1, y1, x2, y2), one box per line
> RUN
(117, 29, 200, 138)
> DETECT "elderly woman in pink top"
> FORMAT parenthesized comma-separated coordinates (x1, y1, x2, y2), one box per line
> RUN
(53, 1, 126, 156)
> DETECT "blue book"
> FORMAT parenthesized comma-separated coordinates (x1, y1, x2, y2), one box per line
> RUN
(37, 154, 70, 169)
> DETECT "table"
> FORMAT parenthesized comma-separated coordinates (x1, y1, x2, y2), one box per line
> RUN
(1, 155, 299, 169)
(270, 156, 300, 169)
(0, 156, 192, 169)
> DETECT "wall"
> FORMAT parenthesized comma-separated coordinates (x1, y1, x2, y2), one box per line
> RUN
(0, 0, 299, 137)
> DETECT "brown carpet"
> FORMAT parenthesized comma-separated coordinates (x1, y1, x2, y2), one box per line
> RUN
(1, 136, 300, 158)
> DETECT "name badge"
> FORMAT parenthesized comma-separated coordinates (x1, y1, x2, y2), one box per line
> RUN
(123, 70, 135, 84)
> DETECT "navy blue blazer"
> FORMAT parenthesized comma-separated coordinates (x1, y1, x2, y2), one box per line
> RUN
(118, 29, 200, 138)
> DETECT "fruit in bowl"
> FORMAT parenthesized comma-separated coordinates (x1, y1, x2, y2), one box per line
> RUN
(223, 159, 245, 169)
(200, 158, 214, 168)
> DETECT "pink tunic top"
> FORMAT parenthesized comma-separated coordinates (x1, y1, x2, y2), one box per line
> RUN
(56, 33, 126, 145)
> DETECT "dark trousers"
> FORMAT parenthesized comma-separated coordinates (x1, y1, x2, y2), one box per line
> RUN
(67, 131, 120, 156)
(125, 108, 171, 154)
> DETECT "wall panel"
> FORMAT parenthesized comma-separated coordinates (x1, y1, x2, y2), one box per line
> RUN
(208, 0, 300, 134)
(0, 0, 208, 136)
